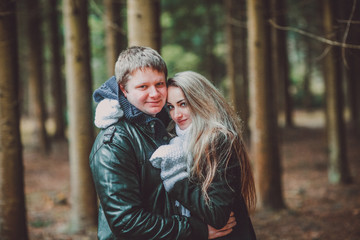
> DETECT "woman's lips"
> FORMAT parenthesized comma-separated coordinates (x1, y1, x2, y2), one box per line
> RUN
(178, 119, 187, 125)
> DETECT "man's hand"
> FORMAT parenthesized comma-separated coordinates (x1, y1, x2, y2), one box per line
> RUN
(207, 212, 236, 239)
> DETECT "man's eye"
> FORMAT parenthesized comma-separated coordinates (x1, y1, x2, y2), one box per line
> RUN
(138, 85, 147, 89)
(157, 82, 165, 87)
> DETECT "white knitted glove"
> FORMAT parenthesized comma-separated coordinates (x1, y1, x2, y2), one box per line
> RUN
(94, 99, 124, 129)
(160, 150, 189, 192)
(149, 136, 189, 191)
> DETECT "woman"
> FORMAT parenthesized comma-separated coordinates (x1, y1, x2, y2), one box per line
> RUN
(93, 71, 256, 239)
(149, 71, 256, 239)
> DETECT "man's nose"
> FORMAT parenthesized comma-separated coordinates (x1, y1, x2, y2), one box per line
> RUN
(149, 86, 160, 97)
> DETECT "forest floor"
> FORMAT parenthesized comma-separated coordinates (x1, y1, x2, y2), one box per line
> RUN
(23, 110, 360, 240)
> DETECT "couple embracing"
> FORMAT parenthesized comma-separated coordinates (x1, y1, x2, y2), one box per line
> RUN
(90, 46, 257, 240)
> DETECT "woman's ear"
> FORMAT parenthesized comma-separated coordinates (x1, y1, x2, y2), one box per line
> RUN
(119, 84, 127, 97)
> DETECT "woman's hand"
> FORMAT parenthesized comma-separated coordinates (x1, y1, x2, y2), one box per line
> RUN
(207, 212, 236, 239)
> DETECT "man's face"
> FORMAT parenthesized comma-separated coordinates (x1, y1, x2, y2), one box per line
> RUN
(120, 68, 167, 117)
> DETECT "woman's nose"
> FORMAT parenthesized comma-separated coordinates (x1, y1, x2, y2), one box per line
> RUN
(175, 109, 182, 118)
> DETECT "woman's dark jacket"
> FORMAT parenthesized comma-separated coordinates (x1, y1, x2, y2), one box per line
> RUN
(167, 133, 257, 240)
(89, 77, 207, 239)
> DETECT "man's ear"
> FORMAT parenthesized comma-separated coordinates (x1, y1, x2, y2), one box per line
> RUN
(119, 84, 127, 97)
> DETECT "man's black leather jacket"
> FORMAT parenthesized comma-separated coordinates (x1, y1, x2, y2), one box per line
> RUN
(90, 119, 207, 239)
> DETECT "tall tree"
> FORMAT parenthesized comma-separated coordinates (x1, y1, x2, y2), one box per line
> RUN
(344, 1, 360, 135)
(127, 0, 161, 51)
(270, 0, 293, 127)
(225, 0, 249, 138)
(104, 0, 126, 76)
(302, 38, 314, 109)
(0, 0, 28, 239)
(247, 0, 285, 209)
(15, 0, 30, 117)
(322, 0, 352, 184)
(47, 0, 66, 139)
(205, 0, 217, 84)
(63, 0, 97, 232)
(26, 0, 50, 153)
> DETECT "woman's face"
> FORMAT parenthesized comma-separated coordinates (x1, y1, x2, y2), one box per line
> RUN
(167, 86, 192, 130)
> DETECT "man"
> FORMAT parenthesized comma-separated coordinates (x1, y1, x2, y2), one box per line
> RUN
(90, 46, 233, 239)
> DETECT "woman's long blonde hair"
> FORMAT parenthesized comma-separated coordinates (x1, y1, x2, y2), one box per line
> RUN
(168, 71, 256, 212)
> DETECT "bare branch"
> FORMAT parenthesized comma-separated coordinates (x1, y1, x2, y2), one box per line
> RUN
(338, 20, 360, 24)
(341, 0, 357, 68)
(227, 17, 247, 28)
(90, 0, 126, 36)
(314, 45, 332, 62)
(269, 19, 360, 50)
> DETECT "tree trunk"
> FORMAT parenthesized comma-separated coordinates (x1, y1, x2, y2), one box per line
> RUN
(270, 0, 293, 127)
(104, 0, 126, 76)
(16, 0, 29, 117)
(247, 0, 285, 210)
(47, 0, 65, 139)
(278, 0, 293, 127)
(63, 0, 97, 232)
(154, 0, 162, 52)
(26, 0, 50, 153)
(344, 1, 360, 136)
(127, 0, 161, 52)
(0, 1, 28, 239)
(302, 38, 313, 109)
(322, 0, 352, 184)
(225, 0, 249, 140)
(205, 0, 217, 85)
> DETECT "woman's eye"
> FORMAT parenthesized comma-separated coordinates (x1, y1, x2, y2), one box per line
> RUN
(180, 102, 186, 107)
(167, 105, 174, 110)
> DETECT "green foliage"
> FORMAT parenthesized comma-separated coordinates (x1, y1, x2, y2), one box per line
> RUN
(30, 218, 53, 228)
(286, 0, 325, 108)
(161, 0, 226, 81)
(161, 45, 201, 77)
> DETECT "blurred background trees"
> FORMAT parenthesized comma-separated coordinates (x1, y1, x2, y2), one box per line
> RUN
(63, 0, 97, 232)
(0, 1, 28, 239)
(0, 0, 359, 238)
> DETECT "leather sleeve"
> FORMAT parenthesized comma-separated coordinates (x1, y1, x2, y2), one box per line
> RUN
(90, 128, 207, 239)
(169, 157, 240, 230)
